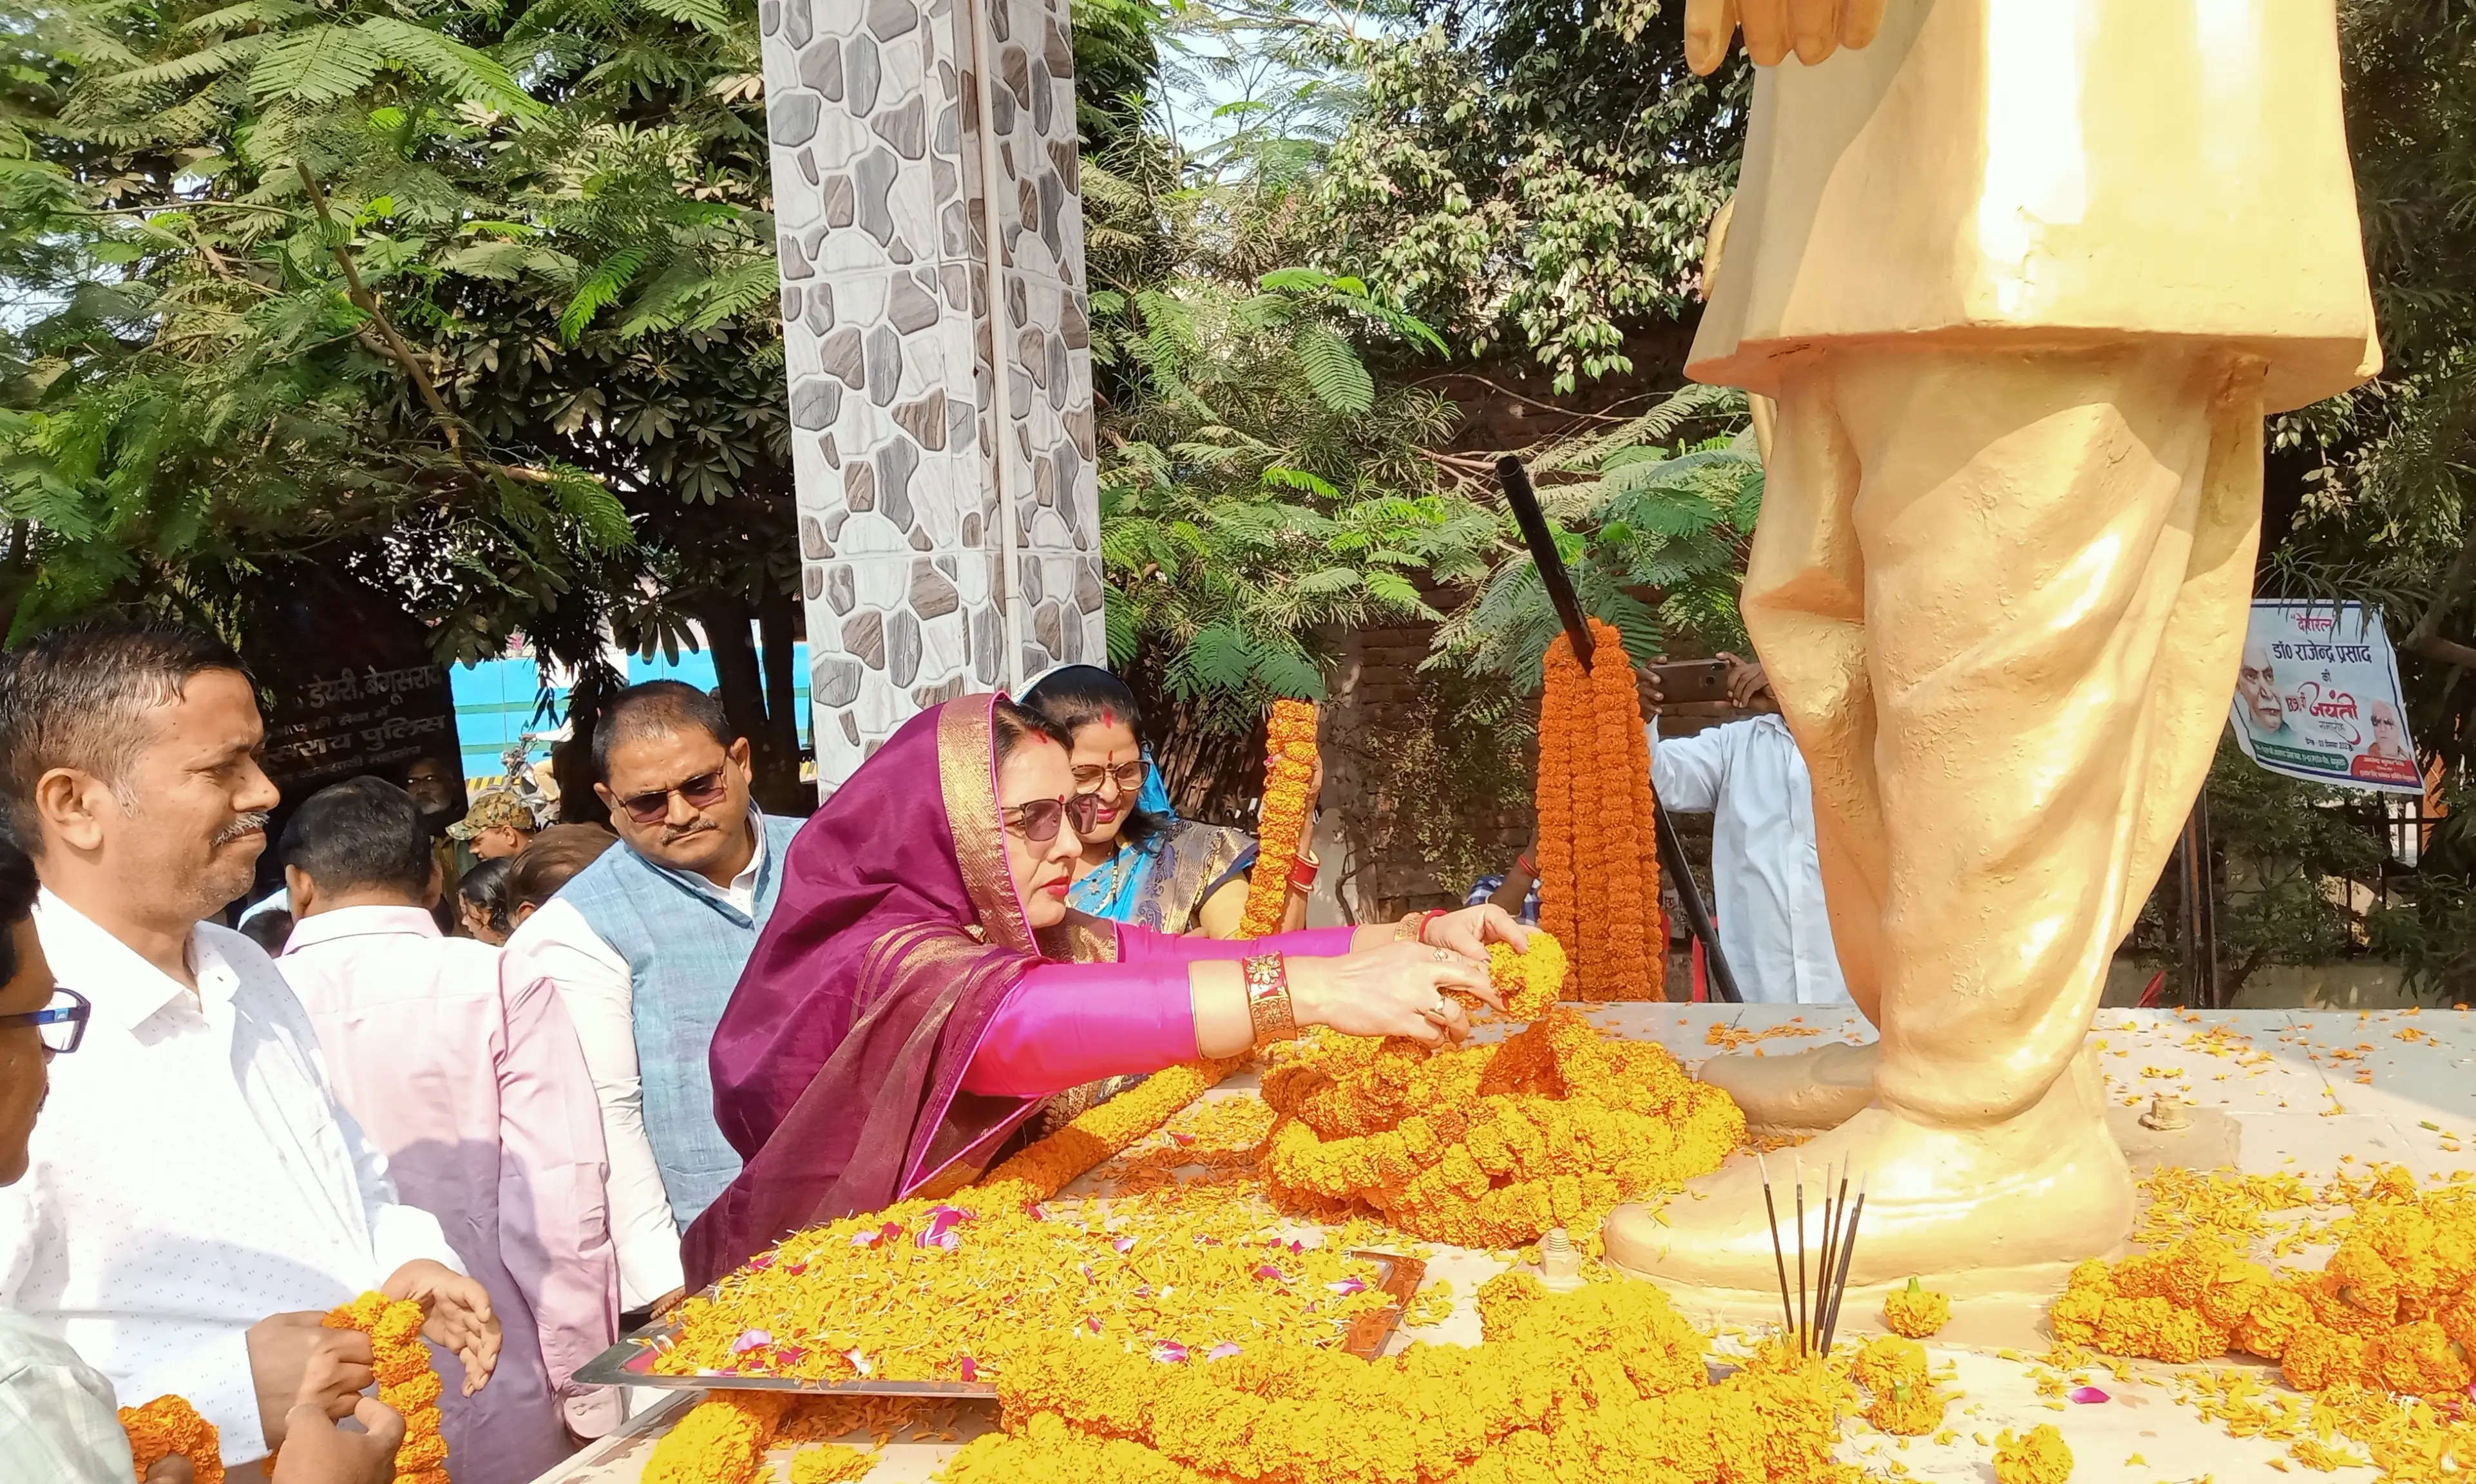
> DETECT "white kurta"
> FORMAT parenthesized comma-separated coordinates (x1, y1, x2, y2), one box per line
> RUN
(0, 893, 459, 1461)
(1650, 716, 1850, 1006)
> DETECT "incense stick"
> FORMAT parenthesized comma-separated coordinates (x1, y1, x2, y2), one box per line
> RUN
(1795, 1157, 1808, 1354)
(1813, 1161, 1842, 1346)
(1757, 1154, 1795, 1342)
(1819, 1183, 1867, 1356)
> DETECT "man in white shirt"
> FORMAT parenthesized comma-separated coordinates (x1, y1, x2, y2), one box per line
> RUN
(0, 832, 405, 1484)
(1645, 655, 1851, 1007)
(504, 681, 800, 1315)
(0, 623, 500, 1468)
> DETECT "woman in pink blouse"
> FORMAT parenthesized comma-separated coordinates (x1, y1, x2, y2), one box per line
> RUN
(687, 694, 1527, 1288)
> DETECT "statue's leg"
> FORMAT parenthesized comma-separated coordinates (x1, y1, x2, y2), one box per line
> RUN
(1697, 363, 1889, 1130)
(1607, 342, 2265, 1289)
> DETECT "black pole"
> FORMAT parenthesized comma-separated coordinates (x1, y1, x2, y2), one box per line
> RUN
(2176, 790, 2219, 1009)
(1494, 455, 1743, 1004)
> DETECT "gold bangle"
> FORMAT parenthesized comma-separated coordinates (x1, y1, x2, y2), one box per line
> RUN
(1242, 952, 1297, 1045)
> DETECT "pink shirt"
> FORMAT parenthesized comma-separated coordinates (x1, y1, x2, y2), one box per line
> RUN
(279, 906, 622, 1482)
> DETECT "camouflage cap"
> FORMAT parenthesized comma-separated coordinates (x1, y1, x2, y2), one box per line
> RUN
(448, 789, 537, 840)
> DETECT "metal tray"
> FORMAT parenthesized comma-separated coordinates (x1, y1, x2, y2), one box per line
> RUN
(575, 1251, 1427, 1396)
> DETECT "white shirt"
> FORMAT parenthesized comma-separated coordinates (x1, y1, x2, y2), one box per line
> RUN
(499, 828, 763, 1309)
(0, 893, 460, 1460)
(0, 1308, 132, 1484)
(1651, 716, 1851, 1005)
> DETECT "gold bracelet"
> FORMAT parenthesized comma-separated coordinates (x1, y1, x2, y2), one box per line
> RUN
(1393, 911, 1425, 942)
(1242, 952, 1297, 1045)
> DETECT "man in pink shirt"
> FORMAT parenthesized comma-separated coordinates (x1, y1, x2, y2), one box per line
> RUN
(275, 777, 621, 1484)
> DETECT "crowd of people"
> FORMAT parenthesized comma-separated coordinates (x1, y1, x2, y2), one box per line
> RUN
(0, 627, 1832, 1481)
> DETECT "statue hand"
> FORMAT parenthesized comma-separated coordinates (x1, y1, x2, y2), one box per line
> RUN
(1684, 0, 1887, 75)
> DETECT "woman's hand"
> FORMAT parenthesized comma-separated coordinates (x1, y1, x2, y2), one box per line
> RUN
(1291, 942, 1502, 1045)
(1419, 903, 1532, 959)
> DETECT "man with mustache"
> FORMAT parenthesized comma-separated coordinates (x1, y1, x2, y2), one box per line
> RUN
(0, 624, 499, 1472)
(499, 681, 797, 1315)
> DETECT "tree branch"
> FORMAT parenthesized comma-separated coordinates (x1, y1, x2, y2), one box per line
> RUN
(296, 163, 465, 455)
(2404, 513, 2476, 667)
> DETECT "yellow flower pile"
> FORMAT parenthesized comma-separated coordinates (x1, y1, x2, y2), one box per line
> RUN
(940, 1272, 1860, 1484)
(1480, 931, 1570, 1020)
(325, 1292, 448, 1484)
(2050, 1165, 2476, 1399)
(1883, 1277, 1951, 1338)
(1991, 1423, 2073, 1484)
(1259, 1005, 1744, 1248)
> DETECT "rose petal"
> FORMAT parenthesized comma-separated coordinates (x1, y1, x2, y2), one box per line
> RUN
(1254, 1265, 1284, 1280)
(1328, 1279, 1367, 1297)
(1206, 1342, 1242, 1361)
(784, 1261, 808, 1276)
(1171, 1132, 1197, 1146)
(1152, 1342, 1188, 1364)
(851, 1230, 881, 1248)
(2068, 1386, 2110, 1405)
(1086, 1317, 1103, 1334)
(732, 1329, 773, 1353)
(843, 1347, 874, 1378)
(958, 1355, 979, 1382)
(1114, 1236, 1137, 1254)
(748, 1253, 775, 1270)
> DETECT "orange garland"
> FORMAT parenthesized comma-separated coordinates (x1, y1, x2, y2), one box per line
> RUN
(1239, 699, 1319, 937)
(324, 1293, 449, 1484)
(119, 1394, 224, 1484)
(1534, 620, 1665, 1000)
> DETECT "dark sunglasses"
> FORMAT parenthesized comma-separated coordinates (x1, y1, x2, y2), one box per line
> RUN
(0, 986, 89, 1055)
(615, 768, 730, 826)
(1003, 794, 1104, 842)
(1071, 759, 1150, 797)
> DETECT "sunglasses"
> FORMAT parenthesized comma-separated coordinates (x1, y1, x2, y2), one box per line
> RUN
(0, 986, 89, 1055)
(614, 768, 731, 826)
(1071, 760, 1150, 797)
(1003, 794, 1104, 842)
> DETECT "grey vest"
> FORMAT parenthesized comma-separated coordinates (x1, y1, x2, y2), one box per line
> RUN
(559, 814, 801, 1229)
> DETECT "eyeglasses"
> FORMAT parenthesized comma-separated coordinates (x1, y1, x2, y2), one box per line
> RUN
(0, 986, 89, 1055)
(1003, 794, 1103, 843)
(1071, 760, 1150, 797)
(614, 768, 731, 826)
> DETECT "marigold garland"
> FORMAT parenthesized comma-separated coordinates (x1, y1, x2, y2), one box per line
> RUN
(1259, 1006, 1742, 1248)
(1884, 1276, 1952, 1338)
(2048, 1165, 2476, 1400)
(323, 1291, 449, 1484)
(119, 1394, 223, 1484)
(940, 1273, 1861, 1484)
(1239, 699, 1319, 937)
(1533, 620, 1664, 1000)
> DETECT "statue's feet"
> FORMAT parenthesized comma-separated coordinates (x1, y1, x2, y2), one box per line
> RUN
(1605, 1053, 2131, 1295)
(1697, 1038, 1876, 1134)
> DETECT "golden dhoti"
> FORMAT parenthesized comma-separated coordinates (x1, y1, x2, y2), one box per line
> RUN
(1747, 344, 2266, 1125)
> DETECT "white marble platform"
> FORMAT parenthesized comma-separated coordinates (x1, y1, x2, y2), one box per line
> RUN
(533, 1004, 2476, 1483)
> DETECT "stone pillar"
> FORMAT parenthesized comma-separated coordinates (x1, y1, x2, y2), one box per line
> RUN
(763, 0, 1105, 786)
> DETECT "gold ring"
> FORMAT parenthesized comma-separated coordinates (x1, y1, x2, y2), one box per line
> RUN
(1431, 948, 1452, 964)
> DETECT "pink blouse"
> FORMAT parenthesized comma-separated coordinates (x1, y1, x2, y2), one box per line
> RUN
(960, 924, 1357, 1098)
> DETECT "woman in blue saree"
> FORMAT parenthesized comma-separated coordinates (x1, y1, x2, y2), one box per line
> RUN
(1018, 667, 1315, 937)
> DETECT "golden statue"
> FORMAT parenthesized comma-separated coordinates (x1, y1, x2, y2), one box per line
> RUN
(1604, 0, 2380, 1291)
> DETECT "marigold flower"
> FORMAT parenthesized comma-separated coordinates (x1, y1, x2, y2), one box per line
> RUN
(1992, 1423, 2074, 1484)
(1534, 621, 1664, 1002)
(1883, 1277, 1951, 1339)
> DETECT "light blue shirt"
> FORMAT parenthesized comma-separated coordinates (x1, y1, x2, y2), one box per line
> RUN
(1651, 715, 1850, 1005)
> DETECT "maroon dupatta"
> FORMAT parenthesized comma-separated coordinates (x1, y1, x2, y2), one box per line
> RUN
(684, 695, 1112, 1289)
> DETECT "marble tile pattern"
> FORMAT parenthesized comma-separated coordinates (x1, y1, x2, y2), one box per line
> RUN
(763, 0, 1105, 784)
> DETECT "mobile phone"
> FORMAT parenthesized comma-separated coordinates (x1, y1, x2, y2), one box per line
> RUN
(1651, 660, 1733, 705)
